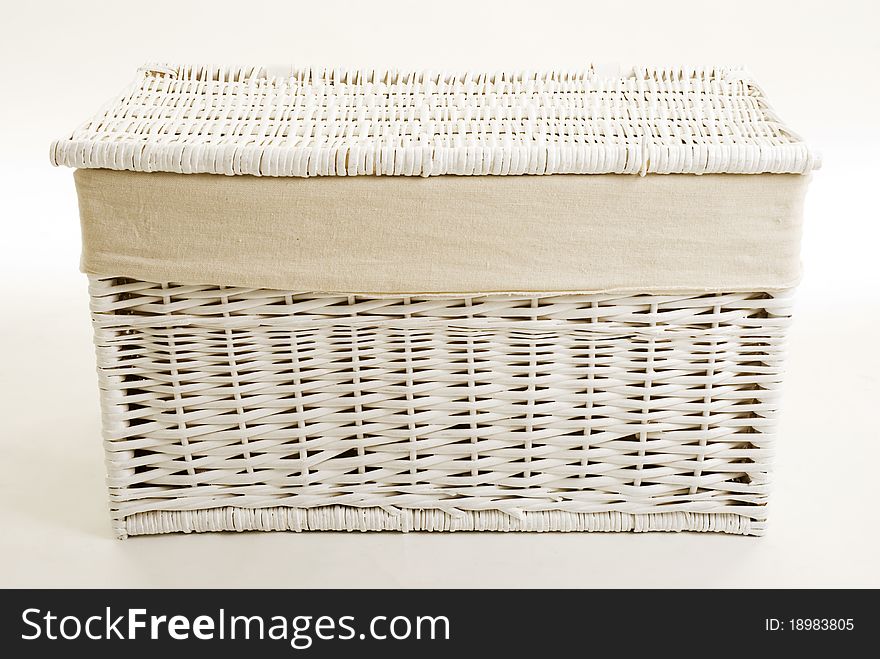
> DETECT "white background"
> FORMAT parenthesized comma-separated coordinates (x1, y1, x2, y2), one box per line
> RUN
(1, 0, 878, 587)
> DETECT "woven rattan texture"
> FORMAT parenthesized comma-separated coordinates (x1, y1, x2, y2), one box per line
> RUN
(90, 277, 791, 537)
(52, 64, 816, 176)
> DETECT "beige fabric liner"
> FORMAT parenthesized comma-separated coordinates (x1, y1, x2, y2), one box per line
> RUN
(74, 169, 807, 295)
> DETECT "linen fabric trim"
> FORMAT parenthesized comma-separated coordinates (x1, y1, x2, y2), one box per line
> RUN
(74, 170, 807, 295)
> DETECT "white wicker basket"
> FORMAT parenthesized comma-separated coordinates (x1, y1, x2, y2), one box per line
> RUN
(54, 64, 816, 537)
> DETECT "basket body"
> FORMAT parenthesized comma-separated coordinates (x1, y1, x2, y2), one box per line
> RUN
(90, 277, 790, 537)
(57, 63, 812, 537)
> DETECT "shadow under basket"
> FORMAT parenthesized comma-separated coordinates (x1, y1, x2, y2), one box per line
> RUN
(89, 276, 791, 538)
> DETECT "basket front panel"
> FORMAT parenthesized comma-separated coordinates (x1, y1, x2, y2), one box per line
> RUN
(89, 278, 791, 536)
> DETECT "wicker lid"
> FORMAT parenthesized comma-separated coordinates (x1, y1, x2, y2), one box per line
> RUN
(51, 63, 818, 177)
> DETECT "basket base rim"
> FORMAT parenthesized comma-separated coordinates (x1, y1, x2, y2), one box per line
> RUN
(118, 506, 763, 538)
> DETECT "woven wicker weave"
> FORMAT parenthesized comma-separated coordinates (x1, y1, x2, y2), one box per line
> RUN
(51, 64, 818, 177)
(91, 277, 790, 537)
